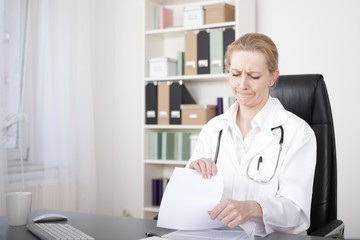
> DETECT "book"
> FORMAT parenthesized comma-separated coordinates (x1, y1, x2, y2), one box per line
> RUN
(148, 132, 162, 159)
(159, 6, 173, 29)
(177, 51, 184, 76)
(152, 177, 169, 206)
(161, 132, 175, 160)
(216, 97, 223, 115)
(153, 7, 159, 29)
(175, 132, 191, 161)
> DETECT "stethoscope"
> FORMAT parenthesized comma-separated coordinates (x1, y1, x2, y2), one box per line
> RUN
(214, 125, 284, 184)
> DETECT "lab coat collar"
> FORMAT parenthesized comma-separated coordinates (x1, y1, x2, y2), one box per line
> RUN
(220, 97, 287, 134)
(220, 97, 288, 162)
(246, 97, 288, 161)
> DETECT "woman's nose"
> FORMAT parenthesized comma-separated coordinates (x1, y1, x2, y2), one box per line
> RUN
(236, 75, 248, 89)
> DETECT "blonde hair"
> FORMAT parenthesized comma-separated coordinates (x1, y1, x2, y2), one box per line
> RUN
(225, 33, 279, 73)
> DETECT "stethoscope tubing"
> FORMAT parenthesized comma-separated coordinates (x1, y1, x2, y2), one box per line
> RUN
(214, 125, 284, 183)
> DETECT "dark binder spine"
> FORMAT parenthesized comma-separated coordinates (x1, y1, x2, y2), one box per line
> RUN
(223, 27, 235, 72)
(197, 30, 210, 74)
(170, 81, 196, 124)
(145, 82, 158, 124)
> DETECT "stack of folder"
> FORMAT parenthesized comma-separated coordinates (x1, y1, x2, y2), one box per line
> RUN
(184, 27, 235, 76)
(145, 81, 196, 125)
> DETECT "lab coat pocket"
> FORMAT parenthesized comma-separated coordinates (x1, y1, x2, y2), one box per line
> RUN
(246, 142, 281, 184)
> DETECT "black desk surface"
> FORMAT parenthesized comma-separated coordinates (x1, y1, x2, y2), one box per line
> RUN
(0, 209, 326, 240)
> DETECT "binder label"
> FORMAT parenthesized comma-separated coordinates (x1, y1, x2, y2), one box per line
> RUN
(198, 59, 208, 67)
(159, 111, 167, 119)
(185, 61, 196, 68)
(171, 110, 181, 118)
(147, 110, 156, 118)
(211, 59, 222, 67)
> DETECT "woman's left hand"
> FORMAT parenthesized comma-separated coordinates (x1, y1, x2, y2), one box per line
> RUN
(208, 199, 263, 227)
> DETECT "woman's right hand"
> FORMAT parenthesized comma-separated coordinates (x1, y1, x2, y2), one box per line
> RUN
(188, 158, 217, 179)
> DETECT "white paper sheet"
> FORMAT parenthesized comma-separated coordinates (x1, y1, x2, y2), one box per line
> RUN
(162, 228, 254, 240)
(157, 167, 226, 230)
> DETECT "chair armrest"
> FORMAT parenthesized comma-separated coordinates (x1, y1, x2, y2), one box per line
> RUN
(309, 219, 345, 239)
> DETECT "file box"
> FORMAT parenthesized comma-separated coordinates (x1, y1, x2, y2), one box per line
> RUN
(181, 104, 216, 125)
(183, 6, 204, 27)
(205, 3, 235, 24)
(149, 57, 177, 78)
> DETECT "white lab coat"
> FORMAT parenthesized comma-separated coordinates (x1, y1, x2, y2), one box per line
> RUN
(186, 97, 316, 236)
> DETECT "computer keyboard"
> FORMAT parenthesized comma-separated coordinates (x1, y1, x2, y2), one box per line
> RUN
(26, 222, 95, 240)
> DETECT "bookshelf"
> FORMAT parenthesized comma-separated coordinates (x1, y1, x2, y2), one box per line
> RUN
(142, 0, 256, 219)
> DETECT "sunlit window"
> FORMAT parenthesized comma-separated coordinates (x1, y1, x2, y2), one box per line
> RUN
(1, 0, 29, 161)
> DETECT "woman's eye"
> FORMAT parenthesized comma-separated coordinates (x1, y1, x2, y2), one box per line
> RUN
(251, 76, 260, 80)
(232, 73, 240, 77)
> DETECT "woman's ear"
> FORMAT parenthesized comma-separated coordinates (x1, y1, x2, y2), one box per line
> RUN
(270, 70, 280, 87)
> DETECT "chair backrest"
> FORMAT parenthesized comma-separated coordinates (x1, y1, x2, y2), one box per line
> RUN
(272, 74, 337, 234)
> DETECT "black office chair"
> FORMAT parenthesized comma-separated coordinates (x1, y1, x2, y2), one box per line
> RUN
(273, 74, 344, 239)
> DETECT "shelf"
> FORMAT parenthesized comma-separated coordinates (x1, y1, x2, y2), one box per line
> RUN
(144, 160, 188, 166)
(142, 0, 256, 219)
(145, 21, 236, 38)
(144, 73, 228, 82)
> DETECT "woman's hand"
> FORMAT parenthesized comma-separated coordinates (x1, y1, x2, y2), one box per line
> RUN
(188, 158, 217, 179)
(208, 199, 263, 227)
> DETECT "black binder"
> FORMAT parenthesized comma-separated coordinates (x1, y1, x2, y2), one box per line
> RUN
(169, 81, 196, 124)
(223, 27, 235, 71)
(145, 82, 157, 124)
(197, 30, 210, 74)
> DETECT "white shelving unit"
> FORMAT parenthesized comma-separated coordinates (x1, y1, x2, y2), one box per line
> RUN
(142, 0, 255, 219)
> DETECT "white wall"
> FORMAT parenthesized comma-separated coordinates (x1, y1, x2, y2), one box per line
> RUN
(257, 0, 360, 238)
(92, 0, 360, 238)
(91, 0, 143, 217)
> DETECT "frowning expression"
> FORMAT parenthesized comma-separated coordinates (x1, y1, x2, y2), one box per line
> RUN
(228, 50, 278, 111)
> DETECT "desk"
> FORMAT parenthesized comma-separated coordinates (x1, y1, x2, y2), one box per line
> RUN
(0, 209, 325, 240)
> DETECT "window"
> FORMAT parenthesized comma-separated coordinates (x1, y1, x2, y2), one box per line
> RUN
(1, 0, 29, 161)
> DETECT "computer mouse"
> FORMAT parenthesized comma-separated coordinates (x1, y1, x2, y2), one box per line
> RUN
(33, 213, 68, 223)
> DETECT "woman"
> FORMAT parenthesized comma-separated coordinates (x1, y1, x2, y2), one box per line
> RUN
(187, 33, 316, 236)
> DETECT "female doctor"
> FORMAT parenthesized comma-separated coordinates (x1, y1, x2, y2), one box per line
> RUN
(187, 33, 316, 236)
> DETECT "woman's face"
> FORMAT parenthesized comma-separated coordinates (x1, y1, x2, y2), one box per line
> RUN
(228, 50, 279, 111)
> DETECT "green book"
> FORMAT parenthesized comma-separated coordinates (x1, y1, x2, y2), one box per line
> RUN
(148, 132, 154, 159)
(148, 132, 162, 159)
(175, 132, 191, 160)
(161, 132, 175, 160)
(153, 7, 158, 30)
(177, 51, 184, 76)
